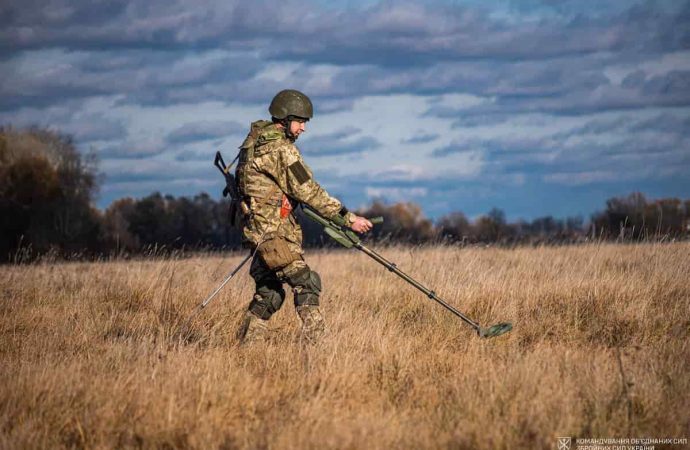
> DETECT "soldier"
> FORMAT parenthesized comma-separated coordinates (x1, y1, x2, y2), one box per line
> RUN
(235, 89, 372, 344)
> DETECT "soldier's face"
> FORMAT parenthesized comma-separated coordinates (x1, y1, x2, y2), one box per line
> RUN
(289, 119, 306, 139)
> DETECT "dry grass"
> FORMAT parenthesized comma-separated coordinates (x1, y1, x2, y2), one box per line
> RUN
(1, 243, 689, 449)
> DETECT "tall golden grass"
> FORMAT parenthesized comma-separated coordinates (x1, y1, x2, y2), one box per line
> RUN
(1, 243, 689, 449)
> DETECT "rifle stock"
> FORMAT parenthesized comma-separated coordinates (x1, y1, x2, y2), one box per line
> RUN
(214, 151, 239, 198)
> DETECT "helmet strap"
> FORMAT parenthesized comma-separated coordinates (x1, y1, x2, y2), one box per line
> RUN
(271, 116, 295, 141)
(283, 116, 295, 141)
(280, 115, 308, 142)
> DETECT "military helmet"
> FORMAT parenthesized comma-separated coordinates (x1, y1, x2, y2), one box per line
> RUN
(269, 89, 313, 120)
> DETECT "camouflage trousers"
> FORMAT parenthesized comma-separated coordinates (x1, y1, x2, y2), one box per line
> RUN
(241, 240, 325, 343)
(247, 254, 321, 319)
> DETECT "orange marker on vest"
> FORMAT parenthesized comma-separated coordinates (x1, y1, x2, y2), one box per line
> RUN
(280, 194, 292, 218)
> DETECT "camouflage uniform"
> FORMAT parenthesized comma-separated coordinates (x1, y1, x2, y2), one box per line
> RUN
(235, 119, 355, 343)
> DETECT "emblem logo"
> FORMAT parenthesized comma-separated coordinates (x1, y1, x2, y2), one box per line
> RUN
(557, 437, 572, 450)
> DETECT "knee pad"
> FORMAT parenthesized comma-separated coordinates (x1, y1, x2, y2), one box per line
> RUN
(248, 282, 286, 320)
(287, 267, 322, 306)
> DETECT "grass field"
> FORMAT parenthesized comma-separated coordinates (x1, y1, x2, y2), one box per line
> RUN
(1, 243, 689, 449)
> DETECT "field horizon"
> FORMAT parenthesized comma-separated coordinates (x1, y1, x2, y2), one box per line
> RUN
(1, 242, 689, 449)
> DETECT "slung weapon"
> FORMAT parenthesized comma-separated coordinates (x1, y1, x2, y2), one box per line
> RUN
(214, 151, 239, 199)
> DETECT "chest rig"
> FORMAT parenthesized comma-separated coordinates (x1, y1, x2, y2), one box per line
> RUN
(235, 121, 292, 221)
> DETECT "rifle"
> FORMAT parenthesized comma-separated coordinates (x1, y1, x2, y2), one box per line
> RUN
(302, 205, 512, 339)
(214, 151, 239, 199)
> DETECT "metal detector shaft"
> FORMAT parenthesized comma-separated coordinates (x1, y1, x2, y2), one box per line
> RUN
(353, 242, 482, 333)
(180, 252, 253, 338)
(199, 252, 252, 310)
(178, 251, 254, 340)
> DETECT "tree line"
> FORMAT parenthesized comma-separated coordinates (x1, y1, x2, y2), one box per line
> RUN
(1, 127, 688, 262)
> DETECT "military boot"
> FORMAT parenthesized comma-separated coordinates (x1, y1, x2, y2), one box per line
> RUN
(296, 305, 325, 343)
(238, 311, 268, 344)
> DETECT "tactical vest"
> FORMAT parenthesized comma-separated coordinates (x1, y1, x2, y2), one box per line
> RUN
(235, 121, 285, 214)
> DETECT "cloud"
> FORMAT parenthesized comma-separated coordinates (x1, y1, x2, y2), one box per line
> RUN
(174, 149, 217, 162)
(302, 136, 380, 157)
(367, 165, 428, 182)
(299, 127, 381, 157)
(543, 170, 626, 186)
(557, 115, 632, 136)
(2, 1, 689, 121)
(317, 98, 357, 114)
(634, 112, 690, 135)
(64, 115, 126, 142)
(401, 133, 438, 144)
(549, 111, 690, 141)
(99, 140, 167, 160)
(0, 103, 128, 145)
(101, 158, 213, 184)
(271, 1, 690, 65)
(2, 0, 689, 220)
(166, 120, 244, 144)
(431, 140, 476, 157)
(425, 113, 690, 188)
(466, 69, 690, 117)
(0, 47, 263, 111)
(451, 114, 513, 128)
(306, 127, 362, 142)
(3, 0, 687, 63)
(365, 187, 428, 201)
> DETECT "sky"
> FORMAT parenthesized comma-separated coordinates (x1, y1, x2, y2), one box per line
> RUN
(1, 0, 689, 221)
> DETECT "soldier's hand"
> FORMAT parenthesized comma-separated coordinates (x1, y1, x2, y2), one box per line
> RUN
(351, 215, 373, 233)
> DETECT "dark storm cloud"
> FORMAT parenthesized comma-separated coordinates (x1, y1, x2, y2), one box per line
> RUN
(3, 0, 688, 61)
(2, 0, 689, 117)
(269, 1, 690, 65)
(0, 0, 331, 55)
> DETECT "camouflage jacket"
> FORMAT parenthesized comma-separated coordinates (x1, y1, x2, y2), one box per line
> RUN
(235, 120, 355, 250)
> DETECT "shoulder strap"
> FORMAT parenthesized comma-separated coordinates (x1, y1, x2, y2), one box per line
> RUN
(236, 121, 285, 203)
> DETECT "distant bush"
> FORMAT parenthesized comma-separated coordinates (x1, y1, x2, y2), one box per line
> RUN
(103, 192, 241, 254)
(0, 127, 102, 261)
(591, 192, 689, 240)
(2, 127, 688, 262)
(357, 201, 435, 244)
